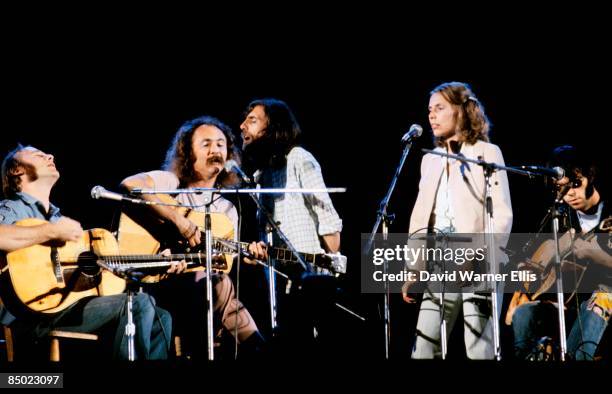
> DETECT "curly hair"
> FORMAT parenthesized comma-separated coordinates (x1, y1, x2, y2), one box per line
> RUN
(431, 82, 490, 147)
(163, 116, 241, 187)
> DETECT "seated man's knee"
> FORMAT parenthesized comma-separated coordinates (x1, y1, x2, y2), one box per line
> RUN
(132, 293, 157, 314)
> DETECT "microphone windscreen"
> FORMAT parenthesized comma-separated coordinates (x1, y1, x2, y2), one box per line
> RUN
(224, 159, 238, 172)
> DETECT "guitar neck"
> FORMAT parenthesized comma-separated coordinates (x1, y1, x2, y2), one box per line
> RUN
(235, 242, 317, 264)
(100, 253, 205, 268)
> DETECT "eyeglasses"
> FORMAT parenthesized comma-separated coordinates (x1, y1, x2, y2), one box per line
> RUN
(567, 176, 583, 188)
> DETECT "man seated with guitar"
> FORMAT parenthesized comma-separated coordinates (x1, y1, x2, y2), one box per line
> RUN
(0, 145, 172, 360)
(120, 116, 265, 358)
(511, 145, 611, 360)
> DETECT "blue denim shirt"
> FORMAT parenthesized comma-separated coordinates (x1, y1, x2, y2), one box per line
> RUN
(0, 192, 62, 325)
(0, 192, 62, 225)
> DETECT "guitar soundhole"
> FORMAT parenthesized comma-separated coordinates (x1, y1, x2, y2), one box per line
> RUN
(77, 251, 102, 277)
(56, 251, 103, 293)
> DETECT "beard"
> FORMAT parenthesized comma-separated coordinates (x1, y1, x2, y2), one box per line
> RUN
(242, 136, 287, 174)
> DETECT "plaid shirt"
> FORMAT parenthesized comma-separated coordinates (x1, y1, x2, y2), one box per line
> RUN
(254, 147, 342, 254)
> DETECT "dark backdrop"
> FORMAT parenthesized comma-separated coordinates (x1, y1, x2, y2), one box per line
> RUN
(2, 33, 609, 360)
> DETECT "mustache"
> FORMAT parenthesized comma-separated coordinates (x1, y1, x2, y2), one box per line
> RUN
(206, 155, 224, 165)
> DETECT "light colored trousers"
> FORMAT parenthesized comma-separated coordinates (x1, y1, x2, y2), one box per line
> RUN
(411, 290, 501, 359)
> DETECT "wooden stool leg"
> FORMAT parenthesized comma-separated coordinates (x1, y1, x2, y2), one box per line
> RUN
(174, 336, 182, 357)
(50, 338, 60, 362)
(3, 326, 14, 362)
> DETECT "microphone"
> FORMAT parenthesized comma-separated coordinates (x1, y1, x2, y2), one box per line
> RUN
(224, 160, 254, 185)
(520, 166, 565, 180)
(555, 183, 571, 202)
(401, 124, 423, 143)
(90, 186, 152, 205)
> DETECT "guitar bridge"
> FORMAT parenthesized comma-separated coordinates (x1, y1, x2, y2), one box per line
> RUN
(51, 247, 64, 284)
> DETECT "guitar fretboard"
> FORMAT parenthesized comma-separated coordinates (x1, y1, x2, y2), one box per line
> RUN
(98, 253, 227, 270)
(102, 254, 204, 263)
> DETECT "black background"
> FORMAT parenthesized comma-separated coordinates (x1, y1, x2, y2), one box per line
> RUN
(1, 6, 610, 370)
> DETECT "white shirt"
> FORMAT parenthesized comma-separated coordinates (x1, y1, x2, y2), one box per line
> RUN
(577, 201, 604, 233)
(431, 158, 456, 234)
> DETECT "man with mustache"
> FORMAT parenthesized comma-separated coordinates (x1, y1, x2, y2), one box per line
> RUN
(121, 116, 264, 358)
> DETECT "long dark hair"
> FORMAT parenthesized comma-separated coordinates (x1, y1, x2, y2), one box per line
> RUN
(548, 145, 605, 200)
(242, 98, 302, 170)
(163, 116, 241, 187)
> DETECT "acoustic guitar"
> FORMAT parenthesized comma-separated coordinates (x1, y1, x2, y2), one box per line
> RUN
(505, 216, 612, 325)
(116, 193, 347, 275)
(0, 218, 228, 316)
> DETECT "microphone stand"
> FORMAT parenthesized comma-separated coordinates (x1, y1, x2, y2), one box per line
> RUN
(539, 188, 571, 359)
(483, 161, 502, 360)
(125, 286, 136, 361)
(438, 234, 449, 360)
(364, 139, 416, 359)
(97, 261, 143, 361)
(265, 222, 278, 332)
(240, 181, 311, 334)
(520, 186, 569, 256)
(513, 186, 569, 360)
(550, 196, 569, 360)
(201, 190, 216, 361)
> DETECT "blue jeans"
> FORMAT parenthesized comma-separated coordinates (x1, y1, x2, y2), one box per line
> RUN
(512, 301, 559, 360)
(513, 293, 610, 361)
(34, 293, 172, 360)
(567, 292, 611, 360)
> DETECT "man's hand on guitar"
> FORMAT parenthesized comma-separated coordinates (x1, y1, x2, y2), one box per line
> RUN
(160, 249, 188, 274)
(245, 241, 268, 265)
(571, 232, 598, 261)
(570, 229, 612, 268)
(176, 216, 201, 248)
(49, 217, 83, 242)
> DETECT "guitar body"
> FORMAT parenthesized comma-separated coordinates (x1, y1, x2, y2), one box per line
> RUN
(522, 232, 589, 299)
(0, 218, 126, 316)
(116, 193, 235, 280)
(505, 226, 607, 324)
